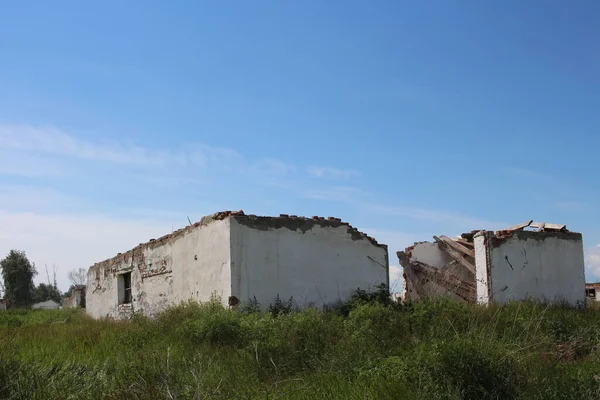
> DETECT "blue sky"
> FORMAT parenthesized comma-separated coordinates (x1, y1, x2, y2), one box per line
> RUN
(1, 1, 600, 291)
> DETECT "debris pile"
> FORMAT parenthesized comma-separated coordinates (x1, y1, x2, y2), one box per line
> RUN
(398, 234, 477, 302)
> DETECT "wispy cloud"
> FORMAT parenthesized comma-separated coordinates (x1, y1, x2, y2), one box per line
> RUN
(186, 144, 242, 169)
(0, 185, 89, 212)
(371, 204, 504, 230)
(253, 158, 298, 176)
(389, 265, 404, 293)
(0, 210, 174, 291)
(0, 150, 65, 177)
(585, 245, 600, 281)
(307, 166, 360, 179)
(503, 166, 552, 181)
(302, 186, 370, 202)
(0, 125, 170, 166)
(0, 125, 355, 183)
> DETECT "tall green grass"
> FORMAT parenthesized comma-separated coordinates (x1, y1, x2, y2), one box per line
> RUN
(1, 295, 599, 399)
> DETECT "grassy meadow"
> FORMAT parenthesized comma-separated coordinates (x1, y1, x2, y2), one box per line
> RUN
(1, 291, 600, 399)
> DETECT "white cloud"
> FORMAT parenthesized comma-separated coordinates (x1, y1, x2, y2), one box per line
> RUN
(389, 265, 404, 294)
(0, 210, 175, 292)
(0, 125, 356, 186)
(585, 245, 600, 281)
(253, 158, 298, 176)
(0, 150, 66, 177)
(0, 185, 87, 212)
(187, 144, 242, 168)
(307, 166, 360, 179)
(0, 125, 170, 166)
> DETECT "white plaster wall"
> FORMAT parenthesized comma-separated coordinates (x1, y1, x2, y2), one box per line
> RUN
(410, 243, 453, 268)
(484, 233, 585, 306)
(230, 220, 389, 309)
(474, 232, 490, 305)
(87, 265, 118, 319)
(172, 219, 231, 306)
(86, 219, 231, 319)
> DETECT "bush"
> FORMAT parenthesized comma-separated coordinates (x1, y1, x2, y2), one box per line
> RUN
(337, 283, 395, 316)
(176, 302, 248, 347)
(268, 294, 294, 316)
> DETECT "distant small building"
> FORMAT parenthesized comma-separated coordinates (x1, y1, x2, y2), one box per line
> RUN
(586, 282, 600, 302)
(32, 299, 61, 310)
(63, 285, 86, 309)
(0, 299, 6, 311)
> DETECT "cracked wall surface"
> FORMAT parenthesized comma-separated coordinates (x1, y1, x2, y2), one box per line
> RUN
(87, 218, 231, 319)
(230, 217, 389, 309)
(474, 230, 585, 306)
(86, 211, 389, 319)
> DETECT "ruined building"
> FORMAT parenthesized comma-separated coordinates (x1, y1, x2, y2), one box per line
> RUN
(398, 221, 586, 306)
(586, 282, 600, 302)
(63, 285, 86, 309)
(86, 211, 389, 319)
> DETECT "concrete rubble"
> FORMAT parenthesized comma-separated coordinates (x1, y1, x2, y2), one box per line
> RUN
(398, 233, 477, 303)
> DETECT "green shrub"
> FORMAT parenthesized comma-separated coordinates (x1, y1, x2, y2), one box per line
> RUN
(177, 304, 248, 347)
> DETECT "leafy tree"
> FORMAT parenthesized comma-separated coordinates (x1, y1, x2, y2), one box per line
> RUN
(0, 250, 37, 308)
(33, 283, 63, 304)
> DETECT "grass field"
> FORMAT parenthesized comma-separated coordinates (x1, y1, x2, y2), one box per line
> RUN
(1, 292, 599, 399)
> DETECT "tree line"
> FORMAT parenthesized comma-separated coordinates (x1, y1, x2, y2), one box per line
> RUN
(0, 249, 86, 309)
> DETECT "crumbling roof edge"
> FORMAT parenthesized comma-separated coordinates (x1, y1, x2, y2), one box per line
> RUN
(88, 210, 386, 271)
(231, 213, 386, 248)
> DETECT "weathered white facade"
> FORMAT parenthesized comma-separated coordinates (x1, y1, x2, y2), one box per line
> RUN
(87, 212, 389, 319)
(475, 230, 585, 306)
